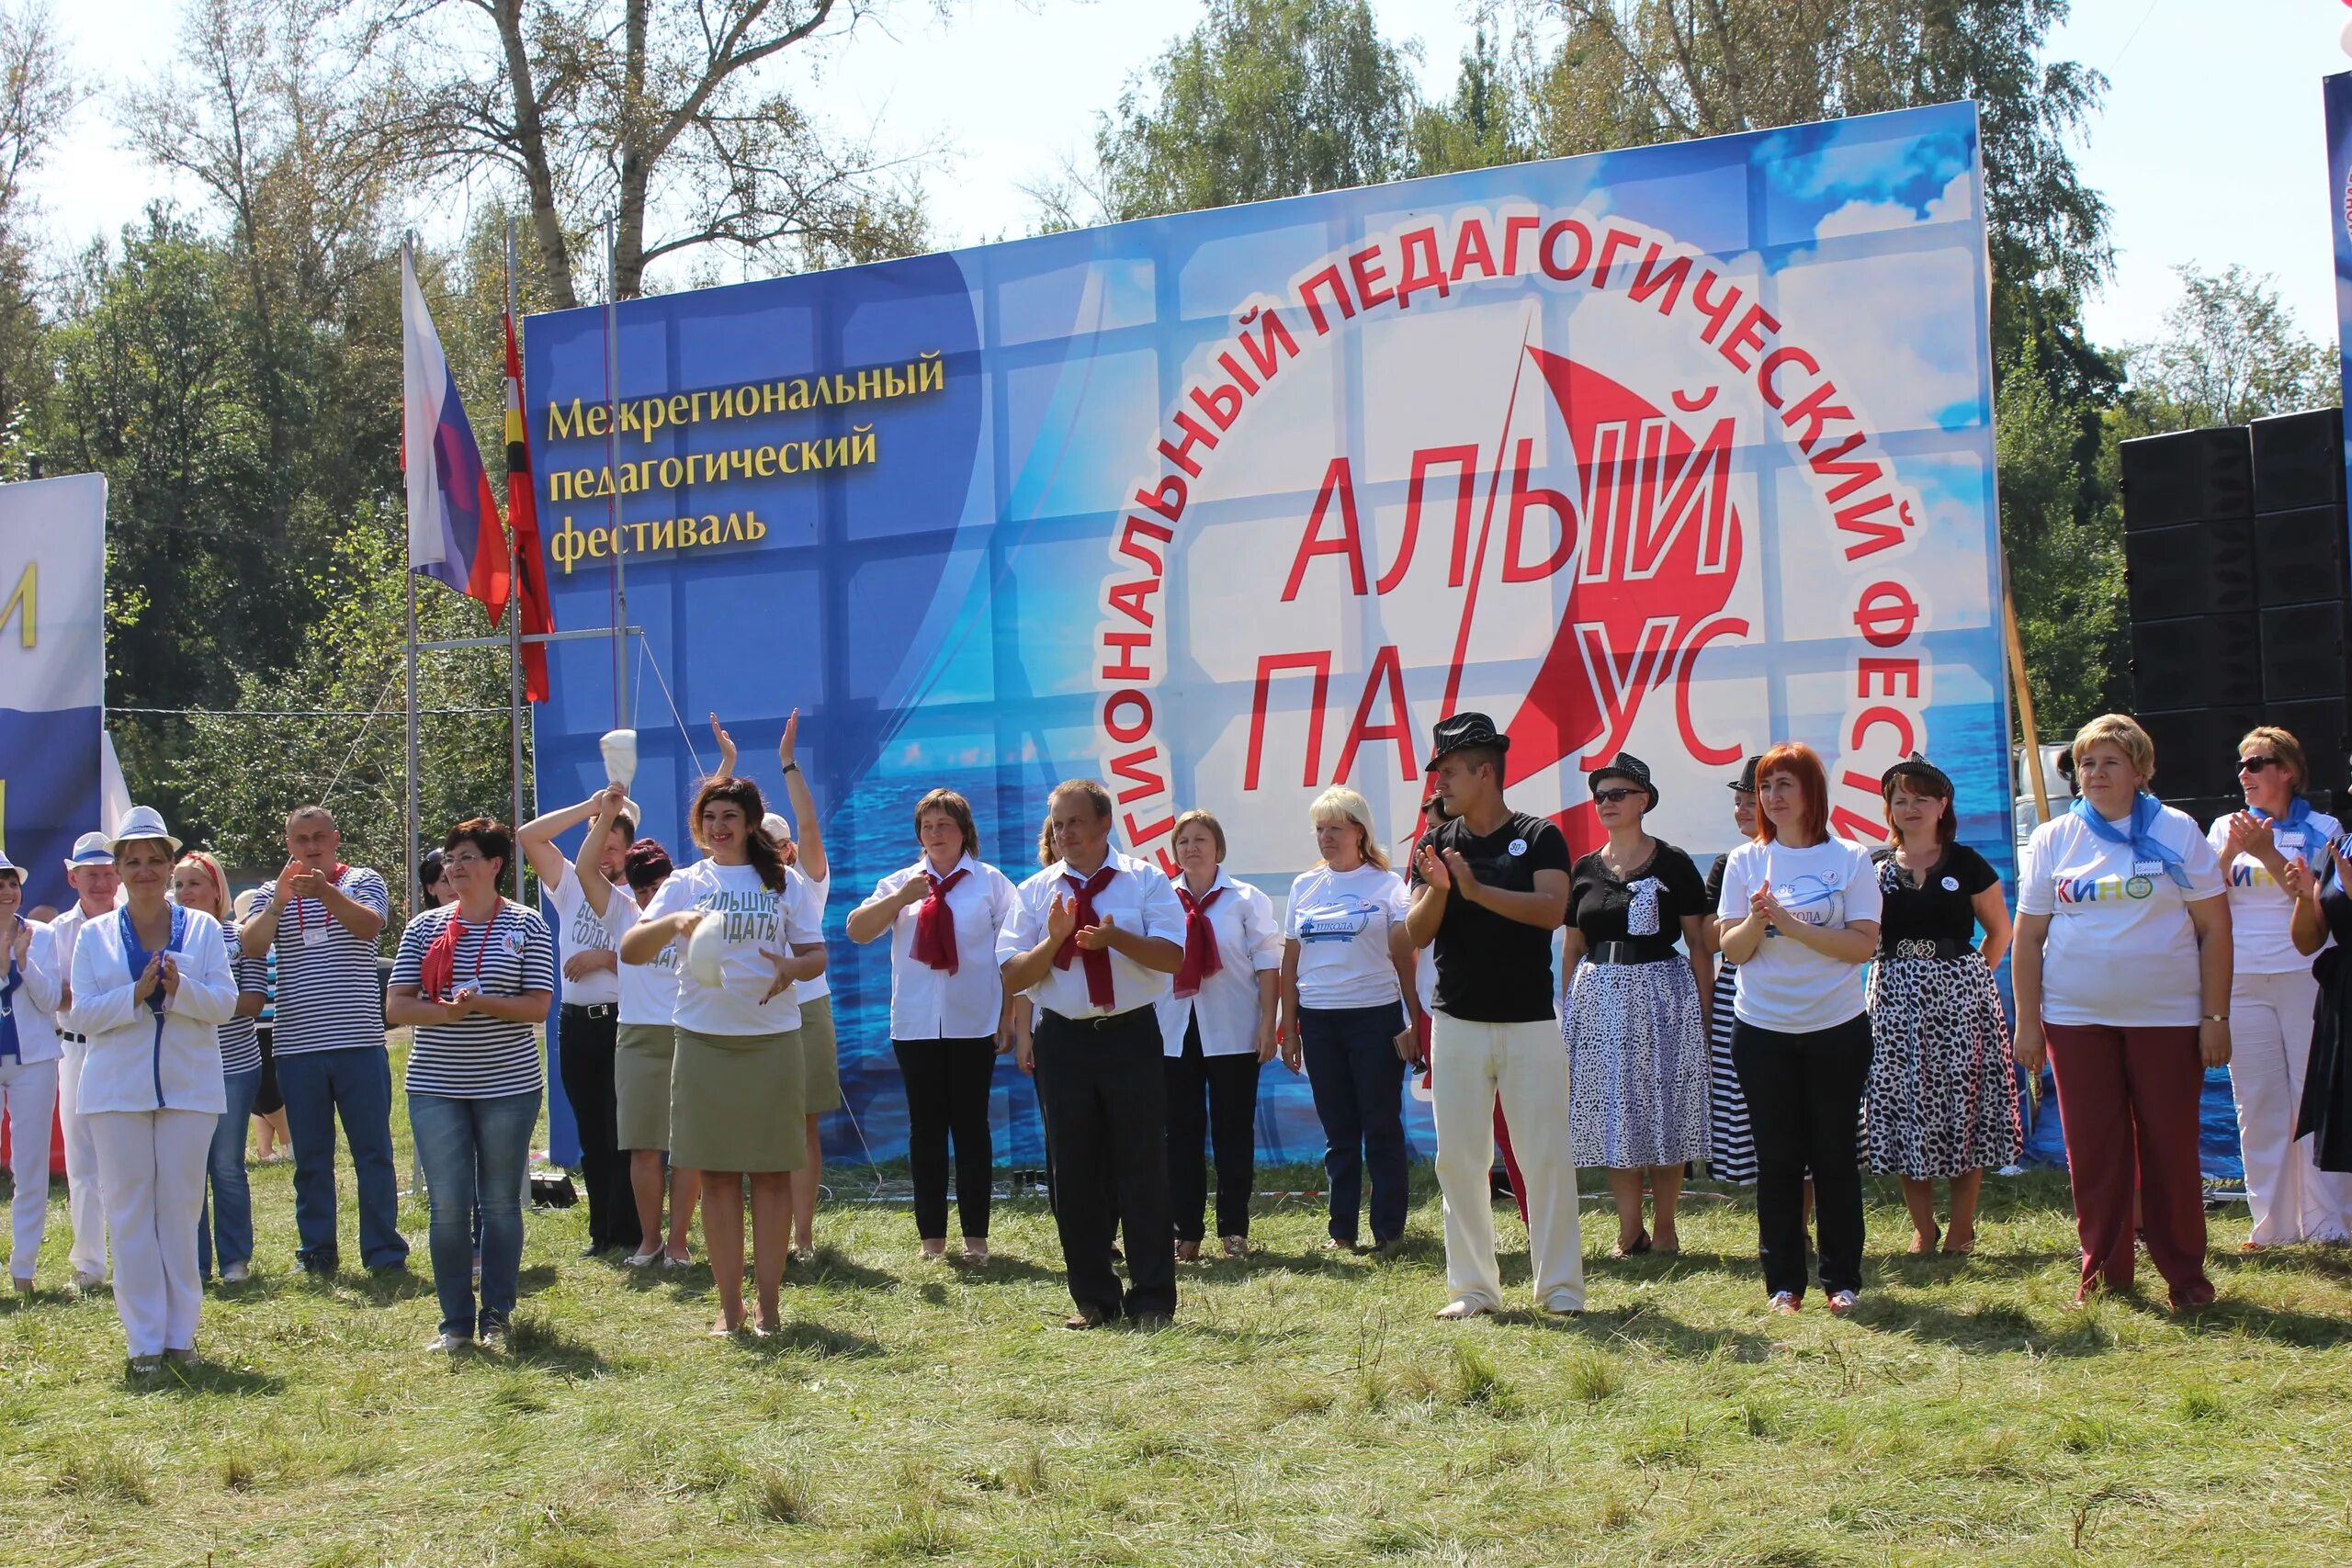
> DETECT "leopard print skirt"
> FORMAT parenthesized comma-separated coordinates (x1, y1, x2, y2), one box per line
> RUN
(1864, 953, 2020, 1178)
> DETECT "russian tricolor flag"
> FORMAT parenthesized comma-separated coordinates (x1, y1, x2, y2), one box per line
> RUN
(401, 242, 510, 615)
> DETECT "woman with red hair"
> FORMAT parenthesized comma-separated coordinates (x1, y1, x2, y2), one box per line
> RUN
(1713, 743, 1882, 1314)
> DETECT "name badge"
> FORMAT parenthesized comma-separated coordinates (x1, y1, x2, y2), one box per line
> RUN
(302, 927, 331, 948)
(2278, 833, 2306, 852)
(2132, 860, 2163, 878)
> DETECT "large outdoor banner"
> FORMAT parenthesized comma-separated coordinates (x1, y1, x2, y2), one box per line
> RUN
(0, 474, 106, 914)
(526, 102, 2008, 1165)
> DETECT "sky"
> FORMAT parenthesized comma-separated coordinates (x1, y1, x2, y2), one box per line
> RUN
(20, 0, 2350, 356)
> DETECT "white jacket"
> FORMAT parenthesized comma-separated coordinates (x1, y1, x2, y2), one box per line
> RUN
(0, 917, 64, 1066)
(68, 906, 237, 1114)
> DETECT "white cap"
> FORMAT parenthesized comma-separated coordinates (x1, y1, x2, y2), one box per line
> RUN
(761, 812, 792, 842)
(0, 852, 19, 877)
(64, 830, 113, 869)
(109, 805, 183, 857)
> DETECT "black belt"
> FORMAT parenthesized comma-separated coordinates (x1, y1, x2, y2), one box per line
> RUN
(1588, 942, 1669, 965)
(561, 1002, 618, 1021)
(1883, 938, 1972, 961)
(60, 1031, 85, 1043)
(1041, 1006, 1154, 1032)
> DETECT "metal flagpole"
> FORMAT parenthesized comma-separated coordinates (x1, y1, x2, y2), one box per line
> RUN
(604, 215, 628, 728)
(402, 233, 424, 919)
(405, 559, 423, 919)
(503, 220, 526, 856)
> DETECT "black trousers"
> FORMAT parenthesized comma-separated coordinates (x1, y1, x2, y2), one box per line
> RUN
(1035, 1007, 1175, 1321)
(1730, 1013, 1872, 1299)
(558, 1005, 639, 1253)
(1163, 1015, 1262, 1242)
(893, 1036, 997, 1239)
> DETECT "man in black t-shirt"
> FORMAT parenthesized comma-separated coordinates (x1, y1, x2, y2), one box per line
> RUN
(1405, 713, 1582, 1317)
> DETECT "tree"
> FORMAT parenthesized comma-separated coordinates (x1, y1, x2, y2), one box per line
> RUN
(0, 2, 81, 440)
(379, 0, 931, 307)
(1091, 0, 1419, 222)
(1408, 25, 1528, 177)
(2000, 344, 2126, 736)
(2126, 264, 2336, 432)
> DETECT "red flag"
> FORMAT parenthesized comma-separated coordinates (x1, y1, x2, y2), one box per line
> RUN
(501, 312, 553, 702)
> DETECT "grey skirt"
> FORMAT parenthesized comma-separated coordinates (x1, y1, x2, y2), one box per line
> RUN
(670, 1026, 807, 1173)
(615, 1022, 676, 1152)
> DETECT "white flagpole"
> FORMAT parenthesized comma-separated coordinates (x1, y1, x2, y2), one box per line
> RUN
(604, 215, 628, 729)
(402, 234, 424, 919)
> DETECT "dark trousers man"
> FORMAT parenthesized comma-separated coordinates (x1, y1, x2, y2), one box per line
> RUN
(1034, 1007, 1174, 1323)
(1730, 1015, 1872, 1301)
(276, 1045, 408, 1272)
(558, 1005, 639, 1255)
(1163, 1016, 1262, 1244)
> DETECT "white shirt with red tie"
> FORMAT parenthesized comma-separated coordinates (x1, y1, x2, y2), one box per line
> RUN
(870, 853, 1019, 1041)
(1153, 869, 1281, 1056)
(996, 851, 1189, 1020)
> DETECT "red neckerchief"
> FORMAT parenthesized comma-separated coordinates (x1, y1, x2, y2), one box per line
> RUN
(910, 865, 969, 974)
(1172, 882, 1225, 998)
(1051, 864, 1119, 1009)
(419, 905, 494, 1001)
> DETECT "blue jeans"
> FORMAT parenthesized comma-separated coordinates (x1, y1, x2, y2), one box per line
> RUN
(198, 1066, 261, 1277)
(1298, 1002, 1410, 1246)
(408, 1089, 539, 1337)
(277, 1046, 409, 1270)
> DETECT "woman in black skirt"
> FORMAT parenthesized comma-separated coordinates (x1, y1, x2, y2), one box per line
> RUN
(1863, 754, 2018, 1255)
(1703, 757, 1761, 1184)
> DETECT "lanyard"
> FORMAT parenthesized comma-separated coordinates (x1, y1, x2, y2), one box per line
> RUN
(450, 914, 494, 990)
(294, 863, 352, 938)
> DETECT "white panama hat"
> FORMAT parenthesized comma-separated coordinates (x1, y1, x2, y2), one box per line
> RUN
(109, 806, 184, 858)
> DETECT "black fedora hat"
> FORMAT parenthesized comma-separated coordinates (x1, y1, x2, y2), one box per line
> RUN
(1879, 751, 1953, 799)
(1728, 755, 1762, 794)
(1587, 751, 1658, 810)
(1425, 712, 1510, 772)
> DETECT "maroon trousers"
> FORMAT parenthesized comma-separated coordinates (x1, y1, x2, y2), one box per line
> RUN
(2043, 1021, 2214, 1307)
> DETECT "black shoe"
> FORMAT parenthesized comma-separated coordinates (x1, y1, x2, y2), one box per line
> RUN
(1128, 1312, 1173, 1331)
(300, 1252, 339, 1277)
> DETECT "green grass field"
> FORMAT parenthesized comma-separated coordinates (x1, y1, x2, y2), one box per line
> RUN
(7, 1047, 2352, 1566)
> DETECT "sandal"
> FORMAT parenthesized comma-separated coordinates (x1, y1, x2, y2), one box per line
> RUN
(1610, 1229, 1651, 1259)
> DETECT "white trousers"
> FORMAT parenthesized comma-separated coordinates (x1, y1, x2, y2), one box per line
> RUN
(0, 1058, 57, 1280)
(88, 1110, 216, 1358)
(57, 1036, 107, 1278)
(2228, 967, 2352, 1244)
(1430, 1012, 1583, 1310)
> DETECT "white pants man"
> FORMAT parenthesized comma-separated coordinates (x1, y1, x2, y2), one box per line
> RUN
(2229, 968, 2352, 1244)
(57, 1033, 107, 1282)
(1430, 1013, 1583, 1313)
(0, 1058, 57, 1283)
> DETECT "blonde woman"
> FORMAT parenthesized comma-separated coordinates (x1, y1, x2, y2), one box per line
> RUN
(1280, 787, 1421, 1252)
(173, 852, 267, 1283)
(2013, 714, 2229, 1311)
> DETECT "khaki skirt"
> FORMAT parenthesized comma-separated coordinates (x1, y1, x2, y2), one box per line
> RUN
(670, 1026, 807, 1173)
(799, 994, 843, 1115)
(615, 1023, 677, 1152)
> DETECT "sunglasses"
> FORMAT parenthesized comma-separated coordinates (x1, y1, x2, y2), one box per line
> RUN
(1592, 787, 1645, 806)
(2237, 755, 2282, 774)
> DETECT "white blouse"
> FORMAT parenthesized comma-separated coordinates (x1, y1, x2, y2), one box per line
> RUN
(69, 906, 239, 1114)
(1154, 871, 1281, 1057)
(868, 854, 1019, 1042)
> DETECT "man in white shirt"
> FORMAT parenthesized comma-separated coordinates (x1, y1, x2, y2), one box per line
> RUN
(48, 831, 118, 1290)
(998, 780, 1188, 1327)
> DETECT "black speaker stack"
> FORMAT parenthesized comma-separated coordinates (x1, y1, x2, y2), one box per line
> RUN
(2119, 407, 2351, 823)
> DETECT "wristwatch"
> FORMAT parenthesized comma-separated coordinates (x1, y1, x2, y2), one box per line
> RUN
(2199, 1014, 2227, 1023)
(781, 761, 801, 775)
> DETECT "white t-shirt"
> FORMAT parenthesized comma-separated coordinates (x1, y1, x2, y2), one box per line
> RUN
(603, 888, 680, 1028)
(2207, 807, 2342, 976)
(1714, 837, 1881, 1032)
(545, 863, 624, 1007)
(639, 859, 822, 1036)
(1284, 863, 1410, 1010)
(790, 868, 831, 1002)
(2019, 805, 2225, 1027)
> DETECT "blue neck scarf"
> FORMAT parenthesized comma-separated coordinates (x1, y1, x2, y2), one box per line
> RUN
(0, 918, 20, 1063)
(2071, 792, 2190, 889)
(120, 905, 189, 1016)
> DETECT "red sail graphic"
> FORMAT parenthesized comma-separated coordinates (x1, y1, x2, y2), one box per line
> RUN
(1495, 348, 1746, 854)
